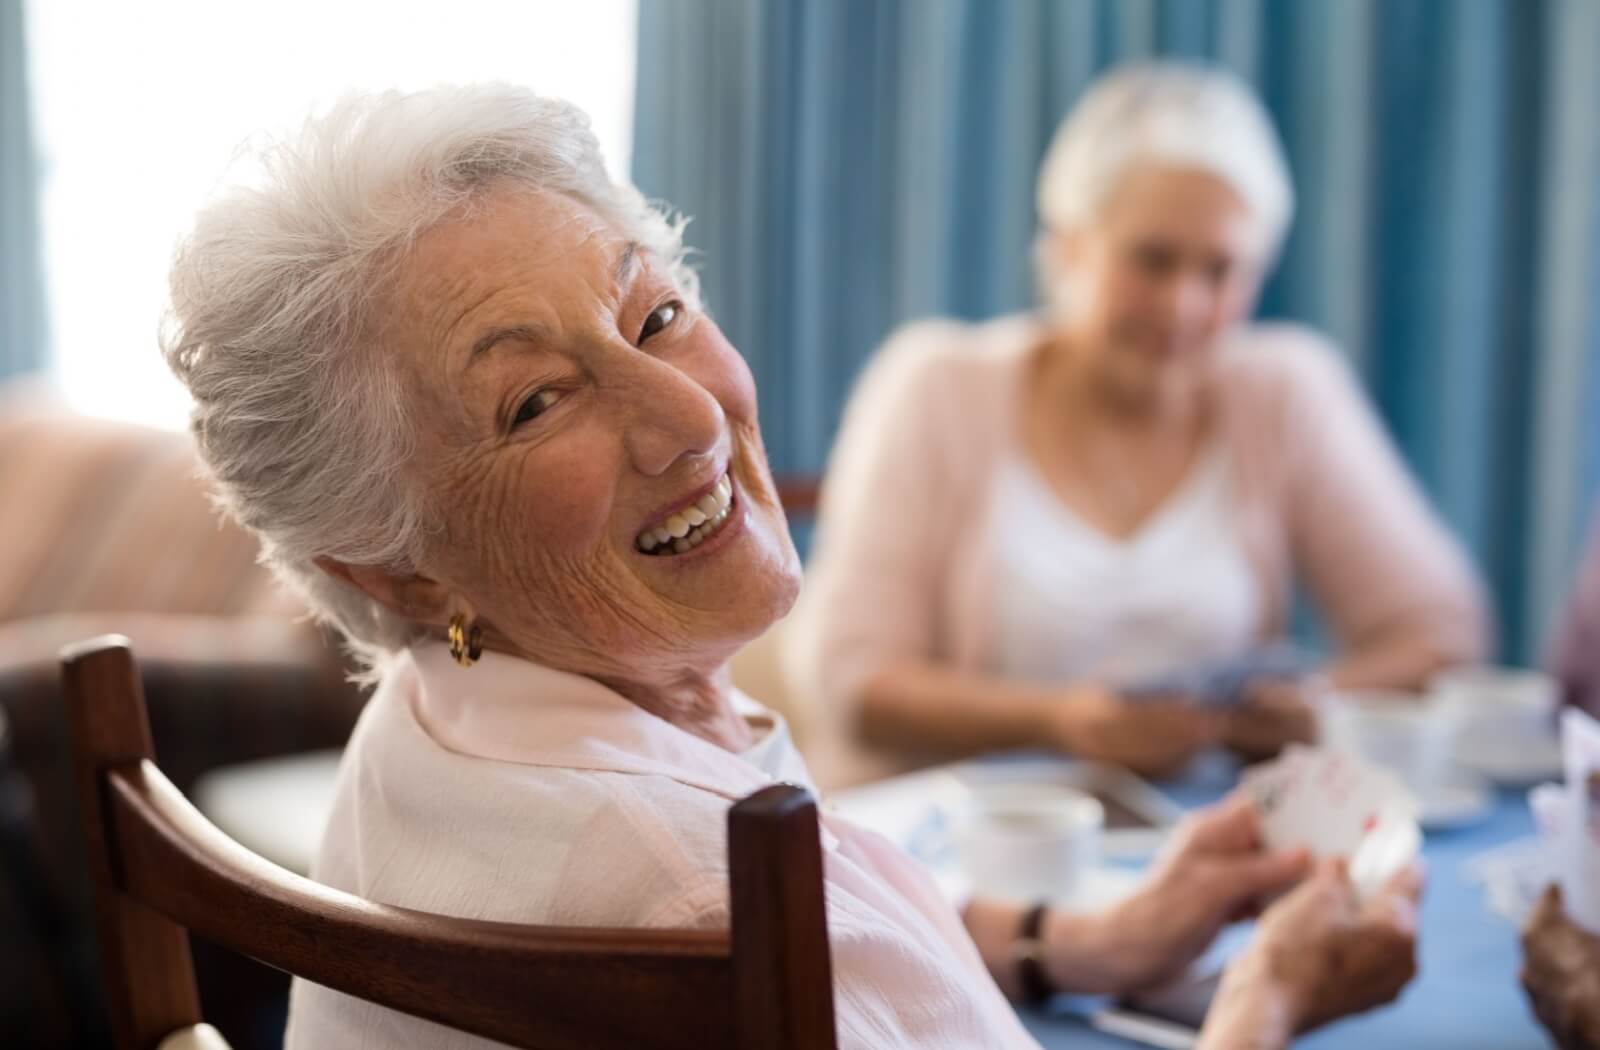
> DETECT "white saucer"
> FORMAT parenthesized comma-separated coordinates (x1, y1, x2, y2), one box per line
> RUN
(1455, 736, 1563, 786)
(1417, 778, 1495, 831)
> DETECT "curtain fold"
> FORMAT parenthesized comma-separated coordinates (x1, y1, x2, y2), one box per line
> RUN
(1, 0, 47, 380)
(633, 0, 1600, 662)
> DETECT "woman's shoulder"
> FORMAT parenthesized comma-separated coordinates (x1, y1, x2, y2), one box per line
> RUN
(1214, 321, 1358, 395)
(1211, 323, 1380, 444)
(337, 757, 734, 925)
(320, 688, 739, 928)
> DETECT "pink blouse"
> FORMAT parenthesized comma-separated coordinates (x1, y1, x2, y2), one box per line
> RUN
(285, 643, 1041, 1049)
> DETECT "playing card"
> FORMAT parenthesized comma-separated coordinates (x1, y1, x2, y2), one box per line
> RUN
(1560, 708, 1600, 932)
(1529, 782, 1568, 840)
(1243, 746, 1420, 900)
(1241, 745, 1318, 845)
(1123, 644, 1313, 710)
(1473, 715, 1600, 932)
(1348, 811, 1422, 901)
(1465, 838, 1552, 923)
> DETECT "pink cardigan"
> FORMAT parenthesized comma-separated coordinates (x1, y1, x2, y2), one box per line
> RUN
(785, 315, 1488, 786)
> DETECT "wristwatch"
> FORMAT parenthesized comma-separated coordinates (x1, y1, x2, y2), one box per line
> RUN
(1014, 902, 1056, 1005)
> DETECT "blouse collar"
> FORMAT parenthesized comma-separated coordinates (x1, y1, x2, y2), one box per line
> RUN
(403, 642, 817, 807)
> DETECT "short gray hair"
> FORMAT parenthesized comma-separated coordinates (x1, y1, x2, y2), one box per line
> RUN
(1035, 62, 1293, 295)
(162, 84, 698, 671)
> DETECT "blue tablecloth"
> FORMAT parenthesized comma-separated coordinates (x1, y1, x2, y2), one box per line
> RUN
(1021, 760, 1551, 1049)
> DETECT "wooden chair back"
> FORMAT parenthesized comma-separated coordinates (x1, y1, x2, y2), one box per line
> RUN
(62, 636, 837, 1050)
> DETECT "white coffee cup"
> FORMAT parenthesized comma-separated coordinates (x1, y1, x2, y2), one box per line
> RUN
(951, 782, 1104, 902)
(1319, 690, 1456, 796)
(1431, 666, 1557, 757)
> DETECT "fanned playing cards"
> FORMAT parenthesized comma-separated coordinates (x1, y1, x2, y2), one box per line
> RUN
(1241, 745, 1422, 901)
(1467, 709, 1600, 930)
(1519, 709, 1600, 932)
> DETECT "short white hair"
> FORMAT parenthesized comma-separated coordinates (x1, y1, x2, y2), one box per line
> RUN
(1036, 61, 1293, 287)
(162, 84, 698, 671)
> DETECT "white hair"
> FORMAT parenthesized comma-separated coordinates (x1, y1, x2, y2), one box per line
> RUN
(1035, 61, 1294, 294)
(161, 84, 699, 673)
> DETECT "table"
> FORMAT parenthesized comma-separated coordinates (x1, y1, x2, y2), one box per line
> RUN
(208, 745, 1554, 1047)
(838, 754, 1552, 1050)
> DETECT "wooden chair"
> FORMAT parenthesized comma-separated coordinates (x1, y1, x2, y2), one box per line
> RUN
(62, 636, 838, 1050)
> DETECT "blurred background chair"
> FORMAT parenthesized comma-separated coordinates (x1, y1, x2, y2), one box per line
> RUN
(0, 381, 363, 1048)
(63, 637, 836, 1050)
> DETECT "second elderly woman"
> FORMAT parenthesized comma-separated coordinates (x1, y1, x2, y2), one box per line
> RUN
(788, 62, 1487, 786)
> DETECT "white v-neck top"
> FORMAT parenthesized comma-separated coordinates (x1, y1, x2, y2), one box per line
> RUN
(985, 443, 1260, 688)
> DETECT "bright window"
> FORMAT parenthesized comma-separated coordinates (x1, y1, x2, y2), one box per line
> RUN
(27, 0, 638, 428)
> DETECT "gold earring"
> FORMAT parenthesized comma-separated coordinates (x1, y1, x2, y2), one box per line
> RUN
(447, 614, 484, 667)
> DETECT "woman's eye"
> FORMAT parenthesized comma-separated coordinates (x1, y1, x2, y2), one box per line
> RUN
(639, 301, 680, 344)
(1135, 244, 1177, 277)
(513, 389, 560, 428)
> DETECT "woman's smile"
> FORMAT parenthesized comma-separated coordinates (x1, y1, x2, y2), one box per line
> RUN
(635, 468, 738, 556)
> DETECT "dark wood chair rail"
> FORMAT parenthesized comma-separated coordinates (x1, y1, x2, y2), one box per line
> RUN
(63, 636, 838, 1050)
(775, 476, 821, 519)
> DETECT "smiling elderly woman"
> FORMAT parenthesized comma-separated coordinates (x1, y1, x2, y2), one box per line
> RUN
(163, 85, 1418, 1049)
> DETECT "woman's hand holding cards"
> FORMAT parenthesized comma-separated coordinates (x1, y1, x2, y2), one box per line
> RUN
(1048, 686, 1222, 778)
(1201, 858, 1422, 1048)
(1084, 794, 1310, 993)
(1222, 679, 1321, 763)
(1521, 885, 1600, 1050)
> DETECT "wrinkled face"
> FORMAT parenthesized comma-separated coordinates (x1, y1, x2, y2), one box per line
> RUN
(1047, 166, 1268, 405)
(376, 185, 801, 683)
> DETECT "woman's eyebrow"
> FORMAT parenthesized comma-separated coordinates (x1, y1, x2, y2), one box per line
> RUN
(468, 323, 548, 366)
(465, 241, 641, 369)
(613, 240, 641, 292)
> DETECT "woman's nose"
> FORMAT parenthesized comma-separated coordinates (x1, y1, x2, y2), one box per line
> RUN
(619, 357, 727, 477)
(1156, 270, 1216, 332)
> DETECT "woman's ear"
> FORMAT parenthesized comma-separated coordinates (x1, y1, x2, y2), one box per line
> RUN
(313, 556, 455, 627)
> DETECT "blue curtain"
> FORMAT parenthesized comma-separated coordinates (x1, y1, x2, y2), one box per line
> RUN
(1, 0, 46, 379)
(632, 0, 1600, 663)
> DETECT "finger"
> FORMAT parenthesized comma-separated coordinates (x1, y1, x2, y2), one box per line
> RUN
(1303, 855, 1358, 903)
(1363, 881, 1421, 937)
(1241, 680, 1286, 709)
(1528, 883, 1575, 937)
(1229, 846, 1314, 901)
(1183, 793, 1260, 853)
(1320, 855, 1350, 883)
(1384, 860, 1427, 903)
(1144, 699, 1221, 728)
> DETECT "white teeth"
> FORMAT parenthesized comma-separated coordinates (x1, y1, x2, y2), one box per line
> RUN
(637, 471, 737, 555)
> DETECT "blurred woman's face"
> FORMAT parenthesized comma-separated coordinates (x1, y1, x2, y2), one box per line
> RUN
(368, 185, 801, 686)
(1050, 166, 1267, 406)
